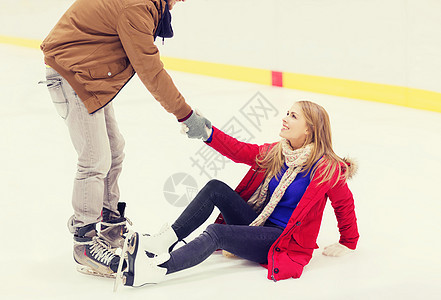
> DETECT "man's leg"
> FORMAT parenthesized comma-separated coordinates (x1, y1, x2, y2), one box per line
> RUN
(102, 102, 125, 218)
(45, 67, 111, 227)
(45, 67, 124, 275)
(99, 103, 129, 248)
(66, 94, 111, 228)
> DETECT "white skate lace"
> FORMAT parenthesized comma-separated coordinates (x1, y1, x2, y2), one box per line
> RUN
(90, 237, 116, 265)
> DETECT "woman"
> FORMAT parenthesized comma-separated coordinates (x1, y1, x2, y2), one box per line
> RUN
(120, 100, 359, 286)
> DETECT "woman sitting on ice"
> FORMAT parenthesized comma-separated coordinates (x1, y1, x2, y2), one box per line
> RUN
(120, 100, 359, 286)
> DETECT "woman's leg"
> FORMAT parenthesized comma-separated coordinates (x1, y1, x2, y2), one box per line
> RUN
(135, 179, 258, 257)
(132, 179, 282, 279)
(171, 179, 258, 241)
(162, 223, 283, 274)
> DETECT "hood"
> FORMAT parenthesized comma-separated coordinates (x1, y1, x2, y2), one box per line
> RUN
(343, 157, 358, 180)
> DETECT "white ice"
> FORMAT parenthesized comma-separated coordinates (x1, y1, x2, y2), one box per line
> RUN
(1, 43, 441, 299)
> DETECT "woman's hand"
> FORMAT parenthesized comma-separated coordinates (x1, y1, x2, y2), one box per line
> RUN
(322, 242, 353, 257)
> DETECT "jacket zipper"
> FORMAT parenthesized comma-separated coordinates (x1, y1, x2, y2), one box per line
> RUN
(270, 245, 277, 282)
(270, 224, 295, 282)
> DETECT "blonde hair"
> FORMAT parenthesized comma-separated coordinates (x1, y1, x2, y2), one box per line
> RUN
(256, 101, 348, 186)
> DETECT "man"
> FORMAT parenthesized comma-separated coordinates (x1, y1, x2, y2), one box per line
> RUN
(40, 0, 210, 277)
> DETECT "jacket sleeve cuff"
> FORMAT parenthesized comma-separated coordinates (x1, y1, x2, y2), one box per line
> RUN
(204, 128, 214, 143)
(178, 110, 193, 122)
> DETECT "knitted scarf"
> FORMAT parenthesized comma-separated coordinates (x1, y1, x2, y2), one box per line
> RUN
(248, 140, 313, 226)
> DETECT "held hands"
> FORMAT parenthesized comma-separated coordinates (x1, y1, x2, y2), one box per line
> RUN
(180, 109, 212, 141)
(322, 242, 353, 257)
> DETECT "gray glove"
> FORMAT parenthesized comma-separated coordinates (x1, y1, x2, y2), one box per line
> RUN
(181, 110, 212, 140)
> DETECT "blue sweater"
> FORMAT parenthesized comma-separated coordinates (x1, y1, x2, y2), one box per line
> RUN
(267, 163, 313, 227)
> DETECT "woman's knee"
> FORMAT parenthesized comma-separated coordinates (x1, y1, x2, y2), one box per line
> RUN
(204, 224, 224, 243)
(204, 179, 235, 197)
(205, 224, 238, 250)
(202, 180, 234, 205)
(205, 179, 227, 190)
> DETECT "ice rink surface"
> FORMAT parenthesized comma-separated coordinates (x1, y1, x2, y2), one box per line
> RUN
(1, 44, 441, 300)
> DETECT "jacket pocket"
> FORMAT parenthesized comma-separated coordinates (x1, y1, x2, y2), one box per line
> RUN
(291, 232, 319, 250)
(286, 235, 316, 268)
(88, 59, 128, 79)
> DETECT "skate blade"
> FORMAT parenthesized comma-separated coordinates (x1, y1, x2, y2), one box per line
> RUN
(114, 230, 135, 292)
(76, 265, 116, 279)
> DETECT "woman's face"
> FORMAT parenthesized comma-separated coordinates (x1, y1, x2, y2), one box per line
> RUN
(279, 103, 309, 149)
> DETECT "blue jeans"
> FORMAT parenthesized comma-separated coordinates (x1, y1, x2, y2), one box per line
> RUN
(162, 179, 284, 274)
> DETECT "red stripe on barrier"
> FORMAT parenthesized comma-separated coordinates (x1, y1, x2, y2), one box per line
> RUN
(272, 71, 283, 87)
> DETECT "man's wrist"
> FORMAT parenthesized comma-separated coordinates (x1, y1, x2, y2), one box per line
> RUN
(178, 110, 193, 122)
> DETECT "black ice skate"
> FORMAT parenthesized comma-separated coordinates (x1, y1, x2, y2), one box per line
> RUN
(100, 202, 132, 249)
(73, 223, 126, 278)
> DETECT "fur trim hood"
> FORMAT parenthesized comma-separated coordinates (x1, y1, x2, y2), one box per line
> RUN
(343, 157, 358, 180)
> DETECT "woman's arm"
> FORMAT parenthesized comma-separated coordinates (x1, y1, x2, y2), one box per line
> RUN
(205, 126, 271, 166)
(326, 177, 359, 250)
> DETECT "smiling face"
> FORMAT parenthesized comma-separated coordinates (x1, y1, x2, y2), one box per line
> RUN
(279, 102, 310, 149)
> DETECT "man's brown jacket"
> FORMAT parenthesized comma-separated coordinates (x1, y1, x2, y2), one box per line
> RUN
(41, 0, 191, 119)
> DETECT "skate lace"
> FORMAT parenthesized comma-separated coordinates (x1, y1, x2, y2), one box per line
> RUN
(100, 218, 133, 237)
(90, 237, 116, 265)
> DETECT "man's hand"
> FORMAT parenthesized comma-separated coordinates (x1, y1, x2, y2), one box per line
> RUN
(180, 110, 212, 140)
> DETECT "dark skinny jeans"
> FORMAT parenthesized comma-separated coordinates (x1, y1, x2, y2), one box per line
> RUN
(161, 179, 284, 274)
